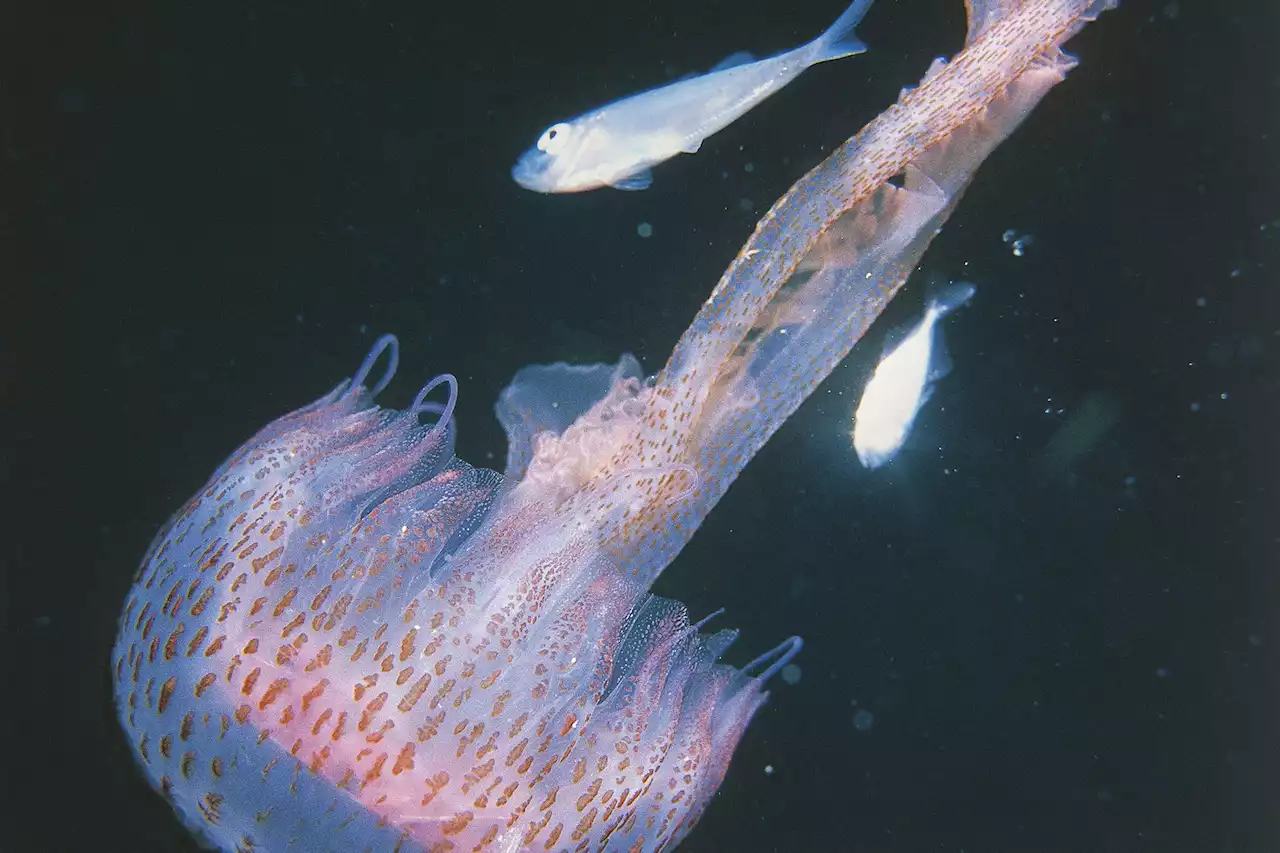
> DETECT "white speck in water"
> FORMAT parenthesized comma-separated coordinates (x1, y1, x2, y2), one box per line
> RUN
(763, 764, 774, 775)
(359, 323, 368, 334)
(1002, 228, 1017, 243)
(637, 221, 653, 238)
(853, 709, 875, 732)
(781, 664, 802, 685)
(1220, 392, 1229, 400)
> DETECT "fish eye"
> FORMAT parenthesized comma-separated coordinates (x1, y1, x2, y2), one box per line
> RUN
(536, 122, 573, 154)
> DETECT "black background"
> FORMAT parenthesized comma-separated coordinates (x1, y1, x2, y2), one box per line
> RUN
(9, 0, 1280, 850)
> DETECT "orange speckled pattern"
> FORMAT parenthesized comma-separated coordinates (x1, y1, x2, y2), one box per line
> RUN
(113, 1, 1115, 850)
(114, 356, 790, 853)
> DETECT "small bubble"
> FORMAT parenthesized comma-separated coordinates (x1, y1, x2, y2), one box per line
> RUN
(743, 162, 755, 173)
(636, 222, 653, 238)
(781, 664, 802, 685)
(852, 709, 875, 732)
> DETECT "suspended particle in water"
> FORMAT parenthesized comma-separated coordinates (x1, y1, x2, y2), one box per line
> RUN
(637, 221, 653, 238)
(1001, 228, 1035, 257)
(738, 197, 754, 213)
(781, 664, 802, 685)
(744, 162, 755, 173)
(852, 709, 875, 731)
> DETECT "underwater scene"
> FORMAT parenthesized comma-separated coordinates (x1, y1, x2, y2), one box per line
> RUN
(11, 0, 1279, 851)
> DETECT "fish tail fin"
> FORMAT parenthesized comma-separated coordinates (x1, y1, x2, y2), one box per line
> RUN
(926, 281, 977, 320)
(810, 0, 875, 63)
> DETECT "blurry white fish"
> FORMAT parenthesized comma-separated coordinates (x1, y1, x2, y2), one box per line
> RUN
(852, 282, 976, 468)
(512, 0, 875, 194)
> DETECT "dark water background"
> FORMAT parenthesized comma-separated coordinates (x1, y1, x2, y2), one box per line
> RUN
(9, 0, 1279, 850)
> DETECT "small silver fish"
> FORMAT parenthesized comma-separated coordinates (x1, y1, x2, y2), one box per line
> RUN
(852, 282, 976, 468)
(512, 0, 875, 194)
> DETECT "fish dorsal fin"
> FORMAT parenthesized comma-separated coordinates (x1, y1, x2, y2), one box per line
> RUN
(879, 319, 915, 356)
(610, 168, 653, 191)
(671, 51, 754, 83)
(709, 50, 755, 73)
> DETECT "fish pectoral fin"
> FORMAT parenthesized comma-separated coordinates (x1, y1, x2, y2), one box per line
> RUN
(681, 140, 702, 154)
(926, 331, 953, 382)
(609, 169, 653, 191)
(709, 50, 755, 72)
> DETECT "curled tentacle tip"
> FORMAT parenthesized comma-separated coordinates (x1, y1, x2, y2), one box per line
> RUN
(412, 373, 459, 435)
(345, 334, 400, 400)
